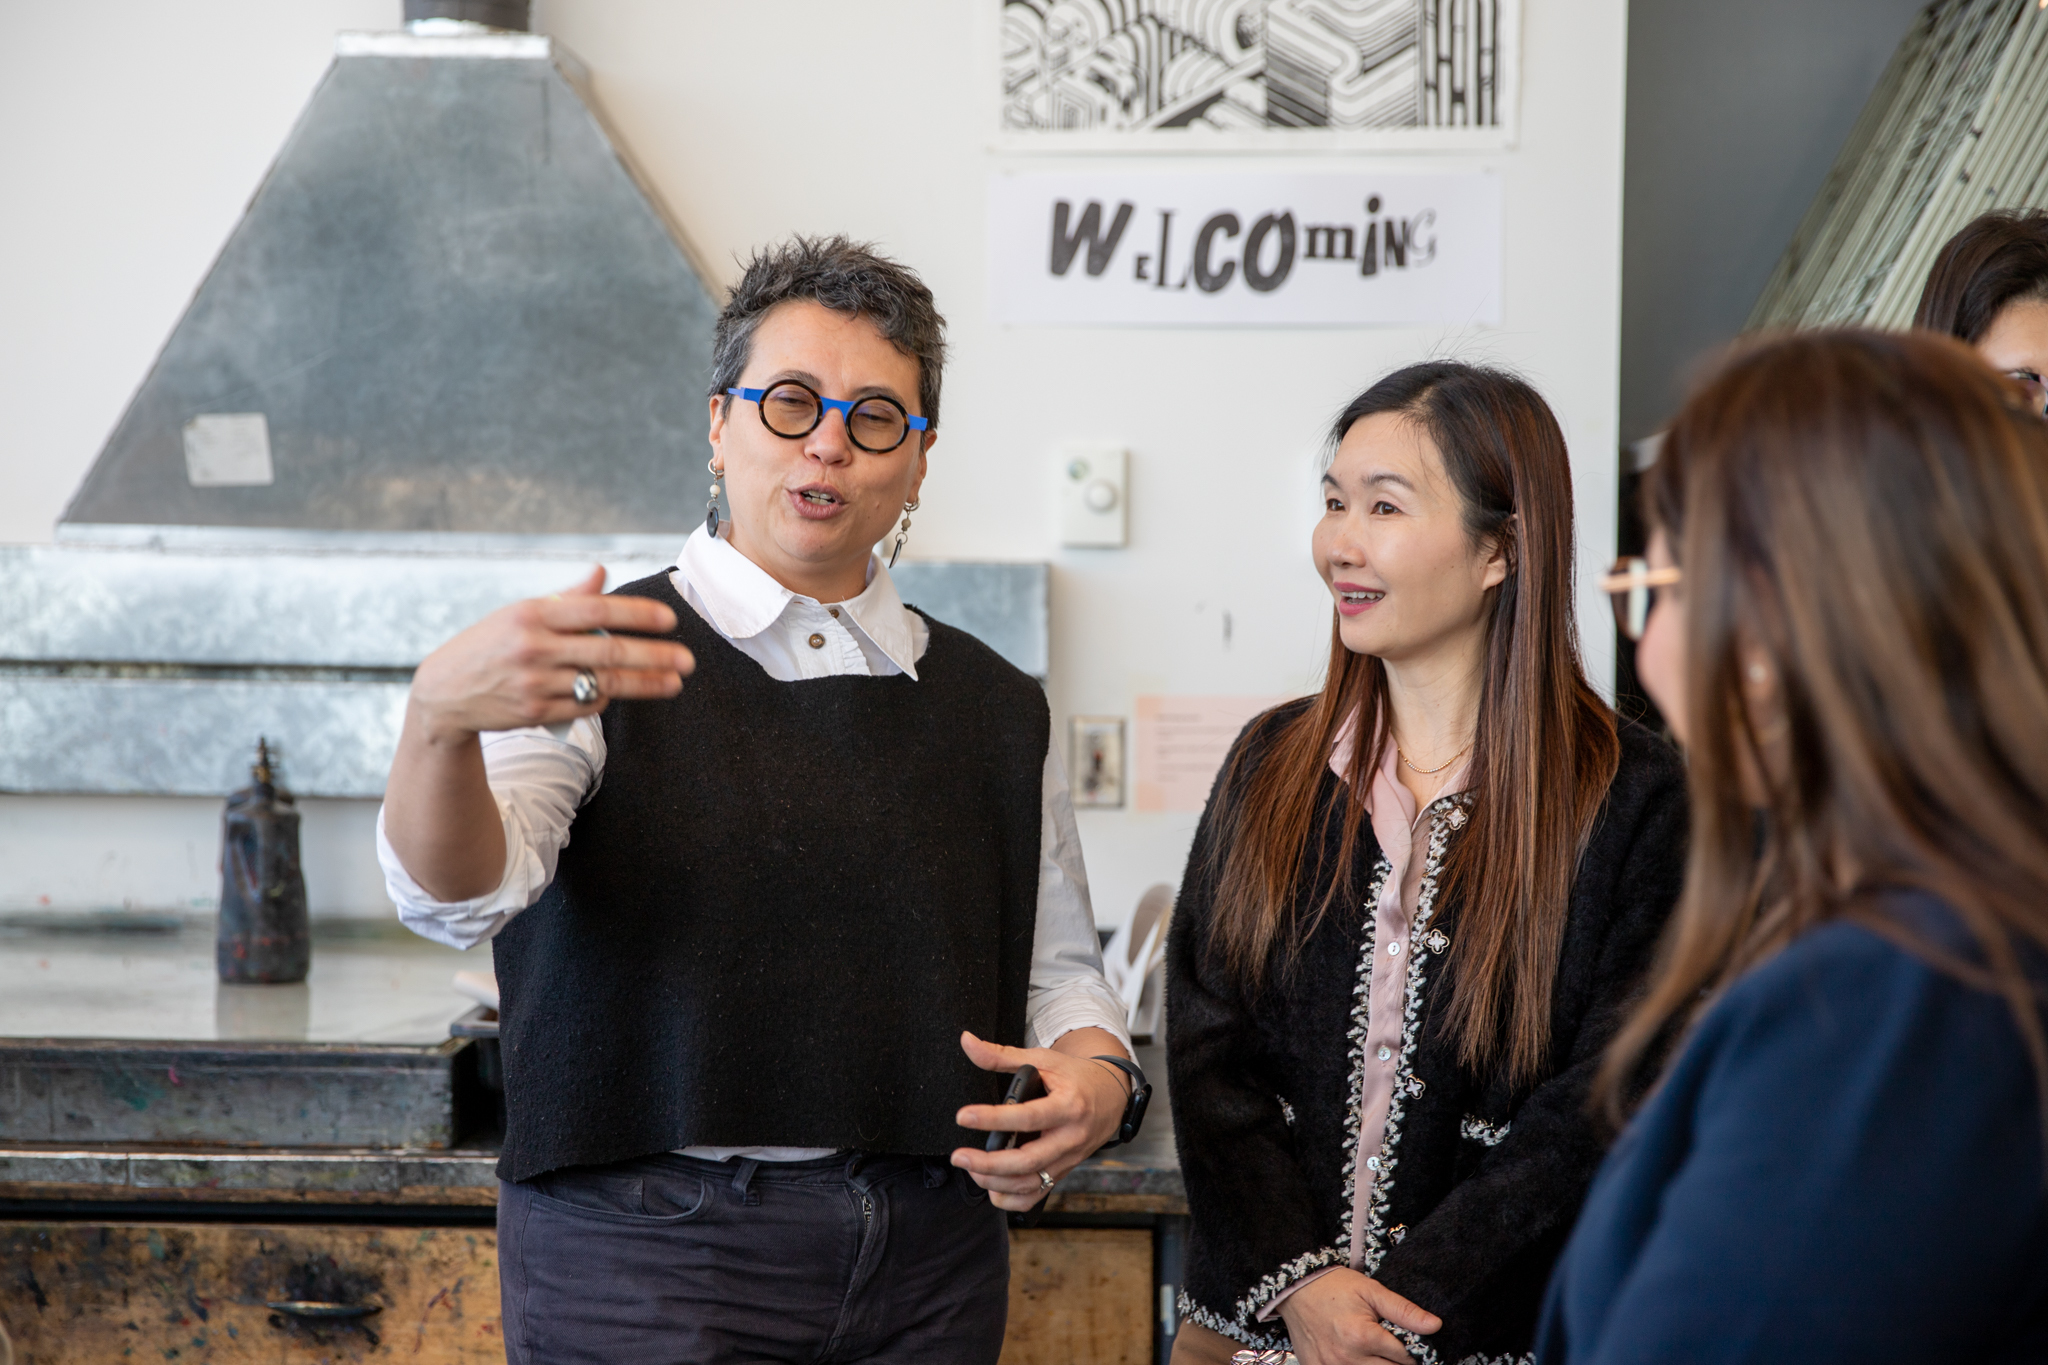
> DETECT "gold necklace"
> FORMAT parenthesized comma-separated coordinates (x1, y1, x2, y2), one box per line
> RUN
(1397, 740, 1471, 776)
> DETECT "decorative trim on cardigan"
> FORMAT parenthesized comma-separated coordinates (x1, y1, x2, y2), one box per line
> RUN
(1177, 1290, 1286, 1350)
(1350, 794, 1472, 1277)
(1232, 1245, 1351, 1328)
(1391, 1331, 1535, 1365)
(1339, 855, 1397, 1253)
(1179, 795, 1475, 1356)
(1459, 1116, 1512, 1147)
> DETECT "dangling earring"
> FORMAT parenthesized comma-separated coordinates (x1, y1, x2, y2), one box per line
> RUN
(705, 459, 724, 538)
(888, 499, 919, 568)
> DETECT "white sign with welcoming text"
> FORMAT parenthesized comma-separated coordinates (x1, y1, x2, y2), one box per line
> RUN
(988, 171, 1501, 327)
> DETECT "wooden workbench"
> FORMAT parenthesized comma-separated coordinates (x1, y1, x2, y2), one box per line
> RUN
(0, 921, 1186, 1363)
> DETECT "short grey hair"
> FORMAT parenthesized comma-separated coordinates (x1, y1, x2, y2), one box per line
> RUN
(709, 235, 948, 429)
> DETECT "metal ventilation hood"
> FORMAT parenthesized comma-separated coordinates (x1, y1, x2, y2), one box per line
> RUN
(60, 25, 719, 537)
(7, 18, 1049, 803)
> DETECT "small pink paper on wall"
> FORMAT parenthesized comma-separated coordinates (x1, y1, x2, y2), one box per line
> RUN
(1135, 695, 1287, 813)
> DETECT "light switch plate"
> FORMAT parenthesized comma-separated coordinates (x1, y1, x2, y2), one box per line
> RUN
(1057, 442, 1127, 547)
(1069, 715, 1126, 808)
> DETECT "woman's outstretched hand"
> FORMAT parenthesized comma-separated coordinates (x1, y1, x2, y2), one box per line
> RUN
(385, 567, 694, 903)
(1276, 1269, 1441, 1365)
(406, 566, 693, 742)
(948, 1028, 1133, 1212)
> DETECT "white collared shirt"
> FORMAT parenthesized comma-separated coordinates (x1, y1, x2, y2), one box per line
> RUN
(376, 526, 1132, 1160)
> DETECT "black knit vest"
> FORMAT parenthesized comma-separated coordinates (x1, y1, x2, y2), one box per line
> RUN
(492, 573, 1049, 1182)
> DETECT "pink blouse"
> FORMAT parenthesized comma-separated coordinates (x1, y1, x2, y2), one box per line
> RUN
(1258, 714, 1470, 1320)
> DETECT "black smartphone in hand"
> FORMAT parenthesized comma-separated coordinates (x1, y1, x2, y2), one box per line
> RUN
(983, 1063, 1046, 1152)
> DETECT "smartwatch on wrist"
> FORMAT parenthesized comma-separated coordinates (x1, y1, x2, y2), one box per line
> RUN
(1089, 1054, 1151, 1149)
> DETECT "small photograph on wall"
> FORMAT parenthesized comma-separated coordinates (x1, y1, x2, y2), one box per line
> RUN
(998, 0, 1519, 151)
(1070, 716, 1127, 808)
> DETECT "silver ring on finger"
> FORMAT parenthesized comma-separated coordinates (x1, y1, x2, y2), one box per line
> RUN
(572, 669, 600, 705)
(1037, 1170, 1056, 1194)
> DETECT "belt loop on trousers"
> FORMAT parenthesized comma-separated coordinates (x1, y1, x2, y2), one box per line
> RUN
(730, 1157, 762, 1205)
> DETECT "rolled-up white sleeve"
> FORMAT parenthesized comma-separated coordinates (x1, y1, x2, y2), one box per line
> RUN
(1025, 738, 1136, 1055)
(376, 717, 604, 950)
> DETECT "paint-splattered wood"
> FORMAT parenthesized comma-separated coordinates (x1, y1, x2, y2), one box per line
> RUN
(0, 1223, 502, 1362)
(1000, 1227, 1153, 1365)
(0, 1222, 1152, 1362)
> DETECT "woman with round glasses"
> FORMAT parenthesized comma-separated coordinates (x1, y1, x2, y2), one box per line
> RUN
(1541, 329, 2048, 1362)
(378, 236, 1142, 1362)
(1167, 362, 1687, 1365)
(1915, 209, 2048, 417)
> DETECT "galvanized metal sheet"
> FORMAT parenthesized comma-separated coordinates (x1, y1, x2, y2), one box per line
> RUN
(0, 545, 1046, 795)
(0, 676, 408, 797)
(892, 560, 1050, 678)
(0, 1039, 463, 1149)
(0, 543, 676, 668)
(0, 1145, 503, 1198)
(1, 545, 1047, 675)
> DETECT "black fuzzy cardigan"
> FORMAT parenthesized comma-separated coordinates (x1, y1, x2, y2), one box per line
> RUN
(1166, 705, 1686, 1364)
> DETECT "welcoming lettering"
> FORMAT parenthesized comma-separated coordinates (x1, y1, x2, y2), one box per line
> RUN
(992, 172, 1499, 327)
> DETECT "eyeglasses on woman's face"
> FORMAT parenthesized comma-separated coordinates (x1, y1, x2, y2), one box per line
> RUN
(726, 380, 929, 454)
(1602, 556, 1683, 642)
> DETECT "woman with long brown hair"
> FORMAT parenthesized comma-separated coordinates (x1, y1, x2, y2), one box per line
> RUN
(1539, 330, 2048, 1362)
(1914, 209, 2048, 416)
(1167, 362, 1687, 1365)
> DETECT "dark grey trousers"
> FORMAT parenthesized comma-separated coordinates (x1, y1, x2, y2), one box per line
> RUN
(497, 1151, 1010, 1365)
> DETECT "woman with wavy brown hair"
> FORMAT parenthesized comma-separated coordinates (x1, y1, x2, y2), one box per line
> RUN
(1167, 361, 1687, 1365)
(1538, 330, 2048, 1362)
(1914, 209, 2048, 415)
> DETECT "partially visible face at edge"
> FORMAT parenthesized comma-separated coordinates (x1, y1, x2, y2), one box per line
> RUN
(1635, 526, 1688, 747)
(1977, 294, 2048, 415)
(1636, 523, 1784, 806)
(1313, 411, 1508, 668)
(706, 299, 932, 601)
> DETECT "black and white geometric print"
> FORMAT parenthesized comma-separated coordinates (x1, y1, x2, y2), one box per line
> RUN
(1001, 0, 1507, 134)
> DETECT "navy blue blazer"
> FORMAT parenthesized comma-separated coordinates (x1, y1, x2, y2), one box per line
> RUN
(1538, 893, 2048, 1364)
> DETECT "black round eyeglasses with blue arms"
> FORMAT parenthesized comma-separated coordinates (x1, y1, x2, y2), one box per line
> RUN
(726, 380, 930, 454)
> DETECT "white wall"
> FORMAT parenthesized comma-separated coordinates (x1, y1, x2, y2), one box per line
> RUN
(0, 794, 387, 918)
(0, 1, 1629, 926)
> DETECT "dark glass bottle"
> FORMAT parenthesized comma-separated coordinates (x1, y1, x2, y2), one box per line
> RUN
(217, 738, 311, 984)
